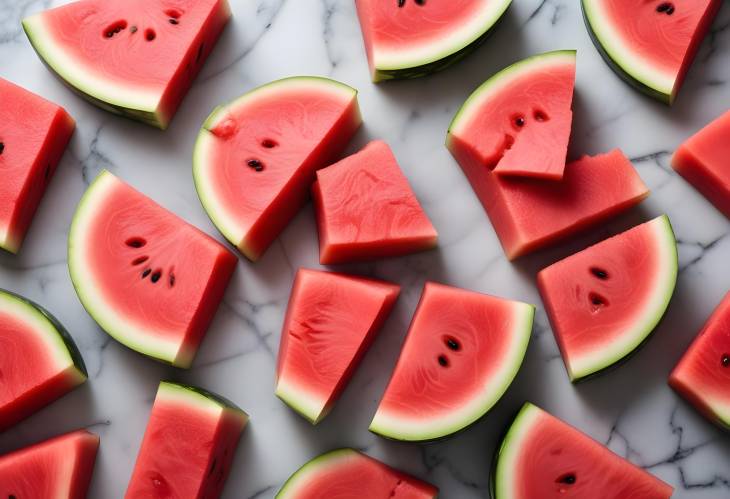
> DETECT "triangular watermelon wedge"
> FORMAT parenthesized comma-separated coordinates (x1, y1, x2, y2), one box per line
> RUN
(23, 0, 231, 129)
(312, 141, 438, 265)
(276, 269, 400, 424)
(0, 430, 100, 499)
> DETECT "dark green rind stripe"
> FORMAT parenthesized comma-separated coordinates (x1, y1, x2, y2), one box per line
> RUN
(162, 380, 248, 416)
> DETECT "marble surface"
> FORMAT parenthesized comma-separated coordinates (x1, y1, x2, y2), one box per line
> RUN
(1, 0, 730, 497)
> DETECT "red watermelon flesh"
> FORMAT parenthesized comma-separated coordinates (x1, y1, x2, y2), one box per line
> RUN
(538, 216, 677, 382)
(312, 141, 438, 265)
(0, 78, 75, 254)
(493, 403, 673, 499)
(672, 110, 730, 219)
(126, 381, 248, 499)
(370, 282, 534, 442)
(193, 77, 362, 261)
(277, 448, 437, 499)
(23, 0, 230, 129)
(276, 269, 400, 424)
(669, 291, 730, 429)
(68, 171, 237, 368)
(0, 430, 100, 499)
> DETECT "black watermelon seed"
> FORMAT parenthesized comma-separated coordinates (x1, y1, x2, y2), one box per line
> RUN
(247, 159, 264, 172)
(590, 267, 609, 280)
(261, 139, 278, 148)
(169, 273, 176, 287)
(656, 2, 674, 13)
(445, 337, 461, 351)
(126, 237, 146, 248)
(722, 354, 730, 367)
(0, 142, 5, 154)
(151, 271, 162, 283)
(666, 5, 675, 14)
(142, 268, 151, 279)
(557, 473, 576, 485)
(515, 116, 525, 127)
(415, 0, 426, 4)
(132, 256, 149, 266)
(590, 293, 606, 306)
(130, 26, 138, 33)
(438, 355, 449, 367)
(169, 18, 179, 25)
(398, 0, 405, 6)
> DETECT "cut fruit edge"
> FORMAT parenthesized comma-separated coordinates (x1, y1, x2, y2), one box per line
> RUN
(158, 381, 249, 422)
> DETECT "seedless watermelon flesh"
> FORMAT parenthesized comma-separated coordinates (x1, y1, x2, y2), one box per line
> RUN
(371, 282, 534, 441)
(0, 430, 100, 499)
(493, 403, 673, 498)
(126, 381, 248, 499)
(669, 292, 730, 429)
(194, 77, 362, 261)
(582, 0, 721, 104)
(538, 216, 678, 382)
(0, 289, 87, 431)
(276, 448, 437, 499)
(276, 269, 400, 424)
(313, 141, 438, 264)
(672, 110, 730, 219)
(355, 0, 512, 82)
(68, 171, 237, 368)
(448, 51, 576, 180)
(0, 78, 75, 254)
(23, 0, 231, 129)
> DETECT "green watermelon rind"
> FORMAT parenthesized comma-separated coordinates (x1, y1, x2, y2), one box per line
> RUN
(158, 381, 249, 420)
(276, 449, 356, 498)
(274, 380, 329, 426)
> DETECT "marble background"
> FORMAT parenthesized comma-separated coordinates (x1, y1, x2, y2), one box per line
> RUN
(1, 0, 729, 497)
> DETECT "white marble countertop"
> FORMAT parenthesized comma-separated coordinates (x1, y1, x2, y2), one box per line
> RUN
(1, 0, 729, 497)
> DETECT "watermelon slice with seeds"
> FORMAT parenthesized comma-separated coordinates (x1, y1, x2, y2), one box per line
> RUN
(0, 289, 87, 431)
(276, 448, 437, 499)
(0, 430, 100, 499)
(370, 282, 534, 442)
(538, 216, 678, 382)
(193, 77, 362, 261)
(126, 381, 248, 499)
(68, 170, 237, 368)
(0, 78, 75, 254)
(492, 403, 673, 498)
(23, 0, 231, 129)
(276, 269, 400, 424)
(312, 141, 438, 264)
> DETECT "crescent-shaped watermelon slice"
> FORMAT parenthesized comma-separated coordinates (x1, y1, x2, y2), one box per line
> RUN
(669, 291, 730, 430)
(370, 282, 534, 442)
(193, 77, 362, 261)
(23, 0, 231, 129)
(492, 403, 673, 499)
(538, 216, 678, 382)
(276, 449, 437, 499)
(0, 289, 87, 432)
(0, 430, 100, 499)
(68, 171, 237, 368)
(582, 0, 721, 104)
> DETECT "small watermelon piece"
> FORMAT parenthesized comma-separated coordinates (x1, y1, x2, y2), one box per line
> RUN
(23, 0, 231, 129)
(193, 77, 362, 261)
(447, 51, 576, 180)
(126, 381, 248, 498)
(669, 292, 730, 429)
(492, 403, 673, 499)
(355, 0, 512, 82)
(538, 216, 678, 382)
(582, 0, 721, 104)
(276, 269, 400, 424)
(68, 170, 237, 368)
(672, 110, 730, 219)
(371, 282, 534, 442)
(0, 289, 87, 431)
(0, 78, 75, 254)
(277, 448, 437, 499)
(312, 141, 438, 265)
(0, 430, 100, 499)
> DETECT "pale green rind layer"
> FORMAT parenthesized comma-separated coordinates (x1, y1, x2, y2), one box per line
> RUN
(158, 381, 249, 422)
(0, 225, 21, 254)
(369, 302, 535, 442)
(275, 379, 328, 425)
(276, 449, 358, 498)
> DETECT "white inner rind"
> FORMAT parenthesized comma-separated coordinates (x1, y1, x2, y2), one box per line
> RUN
(277, 449, 358, 498)
(0, 224, 20, 254)
(275, 378, 328, 425)
(494, 403, 543, 498)
(157, 382, 249, 422)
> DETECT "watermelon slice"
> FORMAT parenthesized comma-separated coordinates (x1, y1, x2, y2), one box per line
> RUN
(312, 141, 438, 265)
(0, 289, 87, 432)
(0, 430, 100, 499)
(669, 292, 730, 429)
(492, 403, 673, 498)
(0, 78, 75, 254)
(672, 110, 730, 219)
(581, 0, 721, 104)
(276, 269, 400, 424)
(355, 0, 512, 82)
(68, 170, 237, 368)
(193, 77, 362, 261)
(370, 282, 534, 441)
(447, 51, 576, 180)
(126, 381, 248, 498)
(23, 0, 231, 129)
(277, 448, 438, 499)
(538, 216, 678, 382)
